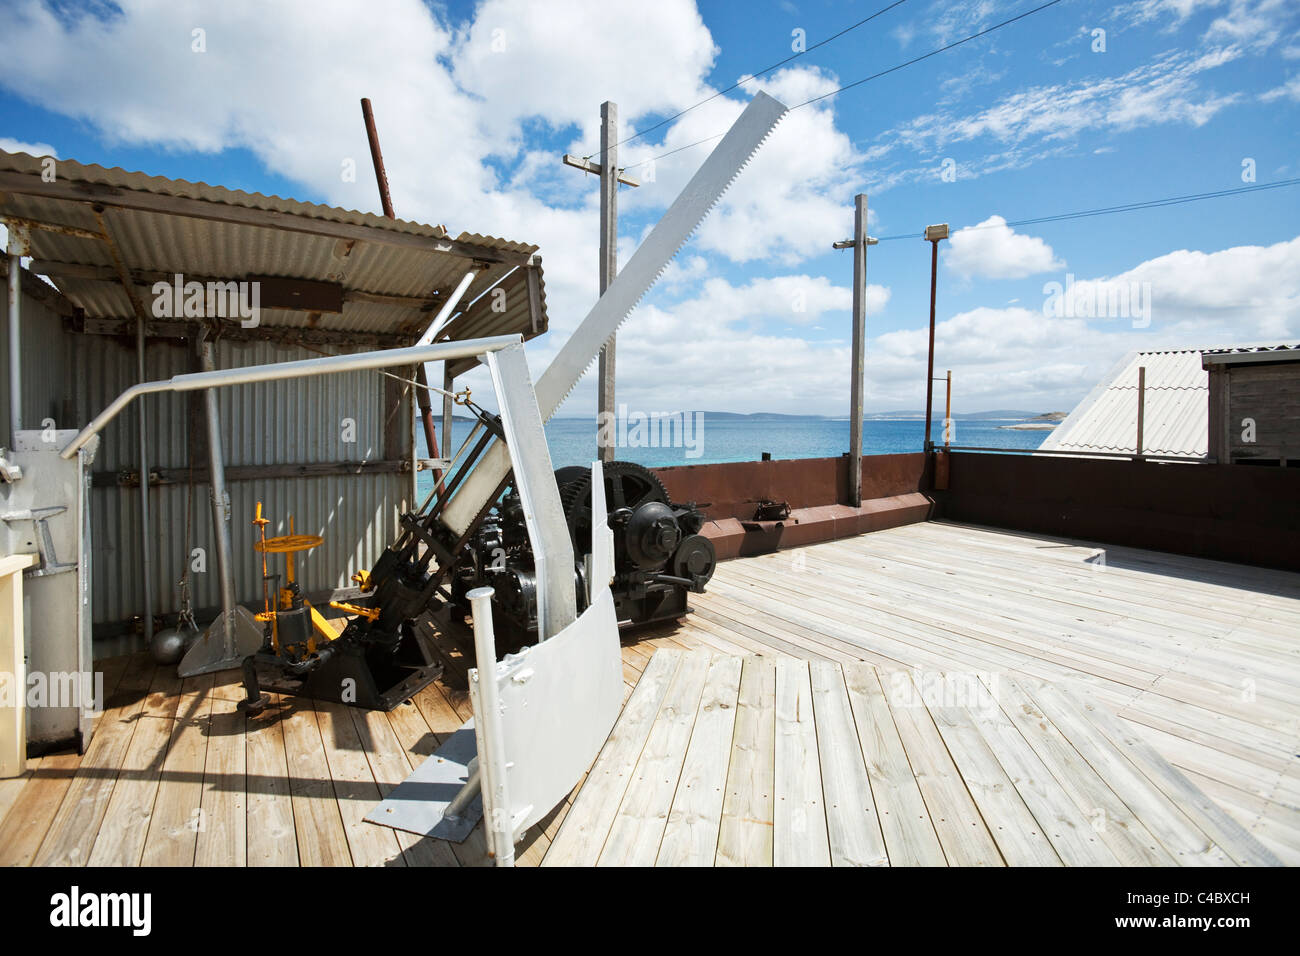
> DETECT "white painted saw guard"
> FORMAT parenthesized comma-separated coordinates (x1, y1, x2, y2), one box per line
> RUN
(366, 463, 623, 863)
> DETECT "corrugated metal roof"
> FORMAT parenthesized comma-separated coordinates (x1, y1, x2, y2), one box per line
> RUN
(0, 150, 547, 348)
(1042, 344, 1300, 458)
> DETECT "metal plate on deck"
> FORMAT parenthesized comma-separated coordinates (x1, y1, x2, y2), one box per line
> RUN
(364, 719, 482, 842)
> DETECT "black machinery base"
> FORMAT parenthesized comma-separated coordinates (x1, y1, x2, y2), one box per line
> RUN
(239, 629, 444, 714)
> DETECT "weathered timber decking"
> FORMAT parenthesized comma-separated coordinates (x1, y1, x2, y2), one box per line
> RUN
(1, 520, 1295, 866)
(545, 653, 1279, 866)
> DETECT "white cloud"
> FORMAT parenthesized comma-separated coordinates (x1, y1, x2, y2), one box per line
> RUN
(0, 0, 875, 399)
(1261, 75, 1300, 101)
(944, 216, 1064, 280)
(607, 272, 888, 414)
(0, 137, 57, 157)
(614, 67, 870, 267)
(861, 235, 1300, 413)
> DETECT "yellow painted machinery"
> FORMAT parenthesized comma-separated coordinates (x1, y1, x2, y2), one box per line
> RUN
(238, 502, 441, 715)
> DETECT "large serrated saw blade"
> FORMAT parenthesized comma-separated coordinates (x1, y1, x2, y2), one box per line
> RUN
(442, 91, 788, 534)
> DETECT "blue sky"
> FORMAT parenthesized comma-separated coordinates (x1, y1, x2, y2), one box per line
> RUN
(2, 0, 1298, 415)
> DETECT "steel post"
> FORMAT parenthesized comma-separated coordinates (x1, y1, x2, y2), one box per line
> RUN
(201, 340, 236, 658)
(468, 586, 514, 866)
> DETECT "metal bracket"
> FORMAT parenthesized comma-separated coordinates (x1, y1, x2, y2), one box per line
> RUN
(0, 506, 76, 576)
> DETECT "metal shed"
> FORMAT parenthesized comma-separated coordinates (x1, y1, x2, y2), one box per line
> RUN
(1041, 342, 1299, 461)
(0, 149, 549, 645)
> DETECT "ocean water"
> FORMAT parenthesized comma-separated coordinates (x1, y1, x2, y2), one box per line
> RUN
(417, 416, 1047, 494)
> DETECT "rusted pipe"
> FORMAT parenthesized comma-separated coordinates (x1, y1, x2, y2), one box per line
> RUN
(360, 97, 441, 470)
(360, 97, 395, 220)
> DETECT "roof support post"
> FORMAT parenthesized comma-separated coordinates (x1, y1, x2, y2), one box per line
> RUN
(6, 224, 29, 443)
(200, 337, 237, 660)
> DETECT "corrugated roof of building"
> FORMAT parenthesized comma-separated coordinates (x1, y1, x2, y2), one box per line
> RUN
(1041, 343, 1300, 459)
(0, 150, 547, 350)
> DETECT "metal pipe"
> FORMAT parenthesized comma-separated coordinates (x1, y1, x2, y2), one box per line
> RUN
(944, 370, 952, 448)
(416, 269, 479, 347)
(136, 317, 154, 643)
(442, 365, 454, 459)
(199, 340, 237, 658)
(1136, 365, 1146, 457)
(924, 238, 939, 451)
(468, 585, 514, 866)
(7, 250, 21, 442)
(948, 444, 1206, 463)
(360, 97, 396, 220)
(358, 96, 441, 465)
(61, 335, 521, 459)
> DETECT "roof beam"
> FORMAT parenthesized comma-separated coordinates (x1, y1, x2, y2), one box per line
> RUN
(69, 315, 412, 348)
(0, 169, 533, 266)
(28, 259, 445, 310)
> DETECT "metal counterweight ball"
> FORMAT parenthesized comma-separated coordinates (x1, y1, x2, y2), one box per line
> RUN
(149, 625, 195, 665)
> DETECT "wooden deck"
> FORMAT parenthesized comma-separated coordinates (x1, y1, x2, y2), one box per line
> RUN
(545, 653, 1277, 866)
(1, 520, 1296, 866)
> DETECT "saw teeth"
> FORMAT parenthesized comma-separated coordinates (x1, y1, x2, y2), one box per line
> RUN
(545, 104, 786, 415)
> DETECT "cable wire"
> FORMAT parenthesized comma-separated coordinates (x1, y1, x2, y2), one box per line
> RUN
(621, 0, 1065, 172)
(872, 178, 1300, 241)
(584, 0, 911, 159)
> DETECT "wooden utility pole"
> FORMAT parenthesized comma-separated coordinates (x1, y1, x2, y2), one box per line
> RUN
(562, 101, 639, 462)
(922, 224, 949, 452)
(833, 194, 877, 508)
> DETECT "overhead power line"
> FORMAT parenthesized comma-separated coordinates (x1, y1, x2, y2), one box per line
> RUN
(584, 0, 911, 159)
(620, 0, 1065, 173)
(872, 178, 1300, 241)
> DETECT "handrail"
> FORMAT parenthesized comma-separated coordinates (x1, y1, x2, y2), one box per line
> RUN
(60, 334, 523, 459)
(939, 444, 1213, 464)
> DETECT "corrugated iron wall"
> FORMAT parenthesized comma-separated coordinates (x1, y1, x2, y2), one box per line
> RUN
(3, 285, 412, 631)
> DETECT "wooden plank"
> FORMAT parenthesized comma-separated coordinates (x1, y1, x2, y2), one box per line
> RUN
(656, 655, 743, 866)
(842, 663, 946, 866)
(140, 661, 185, 719)
(990, 676, 1175, 866)
(1060, 684, 1284, 867)
(599, 651, 711, 866)
(32, 653, 156, 866)
(140, 702, 212, 867)
(773, 658, 830, 866)
(245, 696, 298, 866)
(280, 698, 352, 867)
(1022, 680, 1231, 865)
(349, 706, 460, 867)
(924, 675, 1063, 867)
(316, 700, 405, 867)
(86, 715, 173, 865)
(544, 650, 680, 866)
(0, 765, 32, 826)
(716, 656, 776, 867)
(194, 697, 247, 867)
(808, 661, 888, 866)
(881, 668, 1004, 866)
(0, 752, 80, 866)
